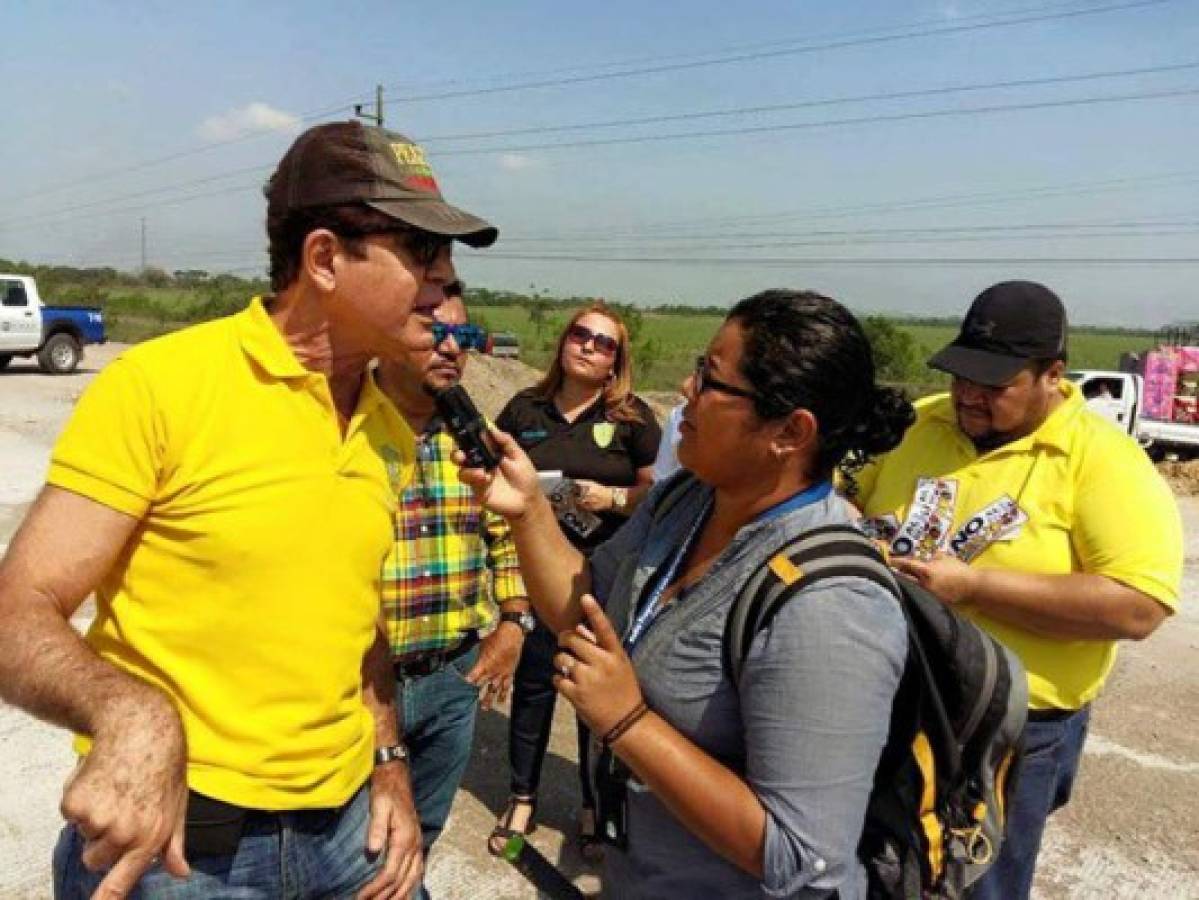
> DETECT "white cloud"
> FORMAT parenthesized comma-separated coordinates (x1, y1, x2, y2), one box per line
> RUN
(498, 153, 538, 171)
(197, 103, 302, 141)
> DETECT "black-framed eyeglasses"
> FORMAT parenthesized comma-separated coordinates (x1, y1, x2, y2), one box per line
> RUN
(432, 322, 489, 352)
(693, 355, 757, 400)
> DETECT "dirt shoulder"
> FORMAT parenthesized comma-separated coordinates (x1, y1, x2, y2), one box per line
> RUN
(0, 344, 1196, 898)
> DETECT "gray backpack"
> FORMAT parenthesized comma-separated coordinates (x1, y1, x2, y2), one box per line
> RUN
(722, 522, 1028, 899)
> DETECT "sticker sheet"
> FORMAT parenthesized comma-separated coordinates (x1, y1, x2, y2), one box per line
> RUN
(889, 477, 958, 559)
(948, 495, 1028, 563)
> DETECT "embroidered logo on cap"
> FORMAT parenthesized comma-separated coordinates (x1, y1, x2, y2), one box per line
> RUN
(390, 142, 439, 194)
(967, 318, 997, 340)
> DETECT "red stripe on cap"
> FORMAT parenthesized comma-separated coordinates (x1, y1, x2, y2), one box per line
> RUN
(402, 175, 440, 194)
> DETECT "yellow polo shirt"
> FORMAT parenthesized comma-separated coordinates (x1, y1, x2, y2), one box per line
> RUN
(49, 298, 414, 809)
(855, 380, 1182, 710)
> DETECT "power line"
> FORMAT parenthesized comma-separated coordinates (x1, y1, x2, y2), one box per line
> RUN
(3, 166, 270, 229)
(0, 98, 368, 207)
(501, 217, 1199, 243)
(0, 182, 264, 233)
(374, 0, 1107, 96)
(10, 70, 1192, 231)
(430, 85, 1199, 156)
(1, 0, 1173, 207)
(463, 252, 1199, 266)
(384, 0, 1176, 104)
(417, 60, 1199, 145)
(495, 230, 1199, 254)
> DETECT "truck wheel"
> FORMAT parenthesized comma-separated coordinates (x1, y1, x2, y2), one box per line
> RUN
(0, 354, 11, 370)
(38, 333, 82, 375)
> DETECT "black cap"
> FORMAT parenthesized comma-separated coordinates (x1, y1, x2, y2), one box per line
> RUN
(267, 121, 497, 248)
(929, 281, 1068, 386)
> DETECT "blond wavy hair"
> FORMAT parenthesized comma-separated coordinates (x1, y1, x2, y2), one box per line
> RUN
(534, 302, 644, 424)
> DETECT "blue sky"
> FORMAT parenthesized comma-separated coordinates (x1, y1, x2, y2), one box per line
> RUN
(2, 0, 1197, 324)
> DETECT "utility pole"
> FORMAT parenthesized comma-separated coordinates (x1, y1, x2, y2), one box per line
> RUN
(140, 217, 147, 273)
(354, 85, 384, 127)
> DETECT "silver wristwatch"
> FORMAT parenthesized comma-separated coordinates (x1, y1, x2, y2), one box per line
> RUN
(374, 743, 409, 767)
(500, 610, 537, 634)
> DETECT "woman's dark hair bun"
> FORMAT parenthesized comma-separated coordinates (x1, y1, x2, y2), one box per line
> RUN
(854, 385, 916, 459)
(727, 290, 916, 490)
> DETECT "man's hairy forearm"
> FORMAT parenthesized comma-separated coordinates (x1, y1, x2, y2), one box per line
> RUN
(362, 627, 400, 745)
(0, 592, 175, 739)
(0, 486, 179, 740)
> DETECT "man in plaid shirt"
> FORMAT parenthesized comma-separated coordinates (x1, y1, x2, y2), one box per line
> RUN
(376, 281, 532, 897)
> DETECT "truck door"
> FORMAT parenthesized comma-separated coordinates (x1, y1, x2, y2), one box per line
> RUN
(1080, 374, 1135, 435)
(0, 278, 39, 352)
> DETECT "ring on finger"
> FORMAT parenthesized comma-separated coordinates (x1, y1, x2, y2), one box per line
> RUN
(559, 658, 574, 678)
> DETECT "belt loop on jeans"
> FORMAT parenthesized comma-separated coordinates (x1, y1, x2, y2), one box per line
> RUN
(393, 631, 480, 682)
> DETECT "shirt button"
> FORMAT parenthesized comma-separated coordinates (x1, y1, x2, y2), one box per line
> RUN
(813, 858, 827, 874)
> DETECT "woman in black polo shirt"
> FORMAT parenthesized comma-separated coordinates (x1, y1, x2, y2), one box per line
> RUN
(490, 302, 661, 858)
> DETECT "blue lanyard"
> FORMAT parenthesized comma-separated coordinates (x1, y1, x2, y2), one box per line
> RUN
(624, 480, 833, 650)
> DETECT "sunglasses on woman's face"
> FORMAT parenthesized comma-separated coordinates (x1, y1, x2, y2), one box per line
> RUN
(693, 356, 757, 400)
(431, 322, 489, 352)
(566, 323, 620, 356)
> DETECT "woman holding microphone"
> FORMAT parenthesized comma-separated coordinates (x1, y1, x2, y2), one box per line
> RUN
(468, 290, 913, 898)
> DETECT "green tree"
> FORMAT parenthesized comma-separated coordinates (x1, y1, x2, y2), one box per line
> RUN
(606, 301, 643, 344)
(635, 336, 663, 379)
(527, 298, 553, 340)
(861, 316, 924, 383)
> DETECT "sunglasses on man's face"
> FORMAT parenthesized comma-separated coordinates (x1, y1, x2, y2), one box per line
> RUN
(693, 356, 757, 400)
(404, 230, 454, 267)
(566, 323, 620, 356)
(431, 322, 489, 352)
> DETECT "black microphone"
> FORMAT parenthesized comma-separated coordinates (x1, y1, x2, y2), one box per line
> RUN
(432, 384, 501, 470)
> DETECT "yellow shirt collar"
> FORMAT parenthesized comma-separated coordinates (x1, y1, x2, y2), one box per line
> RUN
(236, 297, 310, 380)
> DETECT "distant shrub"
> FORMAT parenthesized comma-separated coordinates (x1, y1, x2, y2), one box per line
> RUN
(862, 316, 924, 384)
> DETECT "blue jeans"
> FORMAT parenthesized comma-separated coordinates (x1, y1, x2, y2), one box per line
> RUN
(54, 781, 381, 899)
(398, 643, 481, 900)
(970, 706, 1091, 900)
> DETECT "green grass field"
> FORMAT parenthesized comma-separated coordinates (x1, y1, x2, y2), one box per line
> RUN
(55, 276, 1158, 397)
(470, 306, 1156, 395)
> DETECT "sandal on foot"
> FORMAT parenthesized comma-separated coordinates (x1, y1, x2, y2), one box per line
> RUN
(577, 806, 604, 863)
(488, 794, 537, 857)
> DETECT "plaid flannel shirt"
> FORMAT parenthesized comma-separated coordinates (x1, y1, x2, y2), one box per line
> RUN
(382, 421, 526, 661)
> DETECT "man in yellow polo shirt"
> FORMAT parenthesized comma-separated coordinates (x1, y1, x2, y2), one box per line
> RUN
(0, 122, 497, 899)
(853, 281, 1183, 900)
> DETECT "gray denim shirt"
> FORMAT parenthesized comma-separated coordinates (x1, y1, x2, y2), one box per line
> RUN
(588, 477, 907, 899)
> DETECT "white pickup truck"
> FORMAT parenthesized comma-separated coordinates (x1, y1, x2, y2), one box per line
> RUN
(1068, 369, 1199, 460)
(0, 274, 106, 374)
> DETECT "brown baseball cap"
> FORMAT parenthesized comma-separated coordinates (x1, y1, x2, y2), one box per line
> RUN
(268, 121, 497, 247)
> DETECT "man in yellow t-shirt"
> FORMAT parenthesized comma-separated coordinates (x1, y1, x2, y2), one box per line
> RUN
(854, 281, 1182, 900)
(0, 122, 498, 899)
